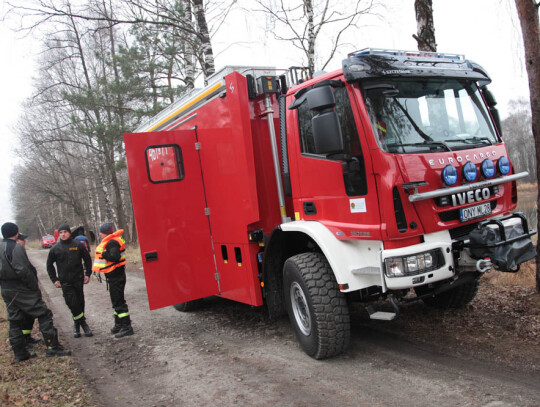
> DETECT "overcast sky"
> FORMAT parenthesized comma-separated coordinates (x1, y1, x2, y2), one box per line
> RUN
(0, 0, 530, 229)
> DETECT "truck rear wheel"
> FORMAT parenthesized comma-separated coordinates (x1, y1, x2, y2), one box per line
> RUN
(283, 252, 350, 359)
(173, 299, 203, 312)
(415, 276, 480, 309)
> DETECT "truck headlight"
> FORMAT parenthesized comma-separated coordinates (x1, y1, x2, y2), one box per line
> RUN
(384, 249, 444, 277)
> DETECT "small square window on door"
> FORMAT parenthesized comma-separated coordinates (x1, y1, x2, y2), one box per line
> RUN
(145, 144, 185, 183)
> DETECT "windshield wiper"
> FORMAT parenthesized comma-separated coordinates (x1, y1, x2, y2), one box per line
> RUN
(444, 137, 492, 145)
(392, 98, 433, 142)
(388, 142, 452, 152)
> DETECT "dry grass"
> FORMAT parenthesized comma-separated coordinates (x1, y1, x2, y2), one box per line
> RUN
(517, 182, 538, 192)
(25, 240, 44, 250)
(483, 260, 537, 288)
(0, 301, 96, 406)
(124, 244, 141, 265)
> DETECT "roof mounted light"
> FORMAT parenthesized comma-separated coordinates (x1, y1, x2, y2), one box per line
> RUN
(348, 48, 464, 61)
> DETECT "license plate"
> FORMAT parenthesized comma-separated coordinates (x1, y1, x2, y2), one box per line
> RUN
(460, 202, 492, 222)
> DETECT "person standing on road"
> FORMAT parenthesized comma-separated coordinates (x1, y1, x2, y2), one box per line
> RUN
(93, 223, 134, 338)
(16, 233, 43, 349)
(0, 222, 71, 362)
(47, 224, 94, 338)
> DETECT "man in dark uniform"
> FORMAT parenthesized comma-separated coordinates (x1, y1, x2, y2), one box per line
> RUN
(47, 224, 93, 338)
(93, 222, 134, 338)
(0, 222, 70, 362)
(16, 233, 43, 348)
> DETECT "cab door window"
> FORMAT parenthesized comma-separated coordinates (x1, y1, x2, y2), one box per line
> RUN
(297, 86, 367, 196)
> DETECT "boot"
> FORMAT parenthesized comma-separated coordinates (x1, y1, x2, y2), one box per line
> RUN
(24, 334, 42, 345)
(46, 344, 72, 357)
(114, 317, 134, 338)
(73, 321, 81, 338)
(14, 351, 37, 363)
(45, 329, 71, 357)
(110, 315, 121, 335)
(79, 319, 93, 337)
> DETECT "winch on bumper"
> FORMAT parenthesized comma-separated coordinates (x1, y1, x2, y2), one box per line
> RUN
(460, 212, 536, 273)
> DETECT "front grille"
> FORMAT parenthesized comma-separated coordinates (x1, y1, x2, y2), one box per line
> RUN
(438, 200, 497, 222)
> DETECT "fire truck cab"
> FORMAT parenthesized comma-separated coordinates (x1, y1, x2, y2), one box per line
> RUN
(124, 49, 535, 359)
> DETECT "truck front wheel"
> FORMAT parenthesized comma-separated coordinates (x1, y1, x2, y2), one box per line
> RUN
(283, 252, 350, 359)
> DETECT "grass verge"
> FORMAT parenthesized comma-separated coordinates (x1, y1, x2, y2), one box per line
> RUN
(0, 300, 96, 406)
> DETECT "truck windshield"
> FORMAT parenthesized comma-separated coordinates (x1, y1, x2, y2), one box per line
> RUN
(363, 79, 499, 153)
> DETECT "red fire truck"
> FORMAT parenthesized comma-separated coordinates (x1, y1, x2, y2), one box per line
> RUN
(124, 49, 536, 359)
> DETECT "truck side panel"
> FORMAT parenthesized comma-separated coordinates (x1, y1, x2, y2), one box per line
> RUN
(167, 72, 265, 306)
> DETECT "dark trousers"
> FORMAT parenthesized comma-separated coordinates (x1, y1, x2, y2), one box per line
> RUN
(106, 267, 129, 320)
(60, 280, 85, 320)
(22, 314, 35, 335)
(1, 287, 57, 357)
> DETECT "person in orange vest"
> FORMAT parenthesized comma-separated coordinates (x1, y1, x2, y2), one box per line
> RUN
(93, 223, 134, 338)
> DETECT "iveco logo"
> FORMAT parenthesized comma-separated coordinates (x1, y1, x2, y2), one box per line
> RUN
(451, 188, 491, 206)
(429, 150, 498, 166)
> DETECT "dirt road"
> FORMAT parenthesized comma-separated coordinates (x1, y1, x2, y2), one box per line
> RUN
(29, 248, 540, 407)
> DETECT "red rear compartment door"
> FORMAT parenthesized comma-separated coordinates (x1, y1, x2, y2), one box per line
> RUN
(124, 130, 218, 310)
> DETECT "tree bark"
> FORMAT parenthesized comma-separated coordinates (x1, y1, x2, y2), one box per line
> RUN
(514, 0, 540, 293)
(305, 0, 315, 74)
(193, 0, 215, 80)
(183, 0, 196, 89)
(413, 0, 437, 52)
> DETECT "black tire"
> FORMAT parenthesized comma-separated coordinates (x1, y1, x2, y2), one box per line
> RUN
(283, 252, 350, 359)
(415, 277, 480, 309)
(173, 299, 203, 312)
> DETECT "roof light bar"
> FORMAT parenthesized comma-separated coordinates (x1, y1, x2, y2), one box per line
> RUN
(348, 48, 464, 62)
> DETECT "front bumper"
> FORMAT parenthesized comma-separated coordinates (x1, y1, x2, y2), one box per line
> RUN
(382, 230, 455, 290)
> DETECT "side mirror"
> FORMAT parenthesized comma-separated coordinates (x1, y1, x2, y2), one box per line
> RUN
(312, 111, 344, 154)
(307, 86, 336, 111)
(306, 86, 343, 154)
(481, 86, 502, 136)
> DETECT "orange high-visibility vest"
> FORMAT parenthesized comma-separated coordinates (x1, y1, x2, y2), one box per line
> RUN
(93, 230, 126, 273)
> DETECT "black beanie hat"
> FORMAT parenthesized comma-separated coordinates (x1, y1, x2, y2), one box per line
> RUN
(100, 222, 114, 235)
(1, 222, 19, 239)
(58, 224, 71, 233)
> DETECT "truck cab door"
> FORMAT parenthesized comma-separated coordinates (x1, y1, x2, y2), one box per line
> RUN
(124, 130, 218, 310)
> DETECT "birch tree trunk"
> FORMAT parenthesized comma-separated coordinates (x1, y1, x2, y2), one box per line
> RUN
(305, 0, 315, 74)
(514, 0, 540, 293)
(184, 0, 196, 89)
(193, 0, 215, 80)
(413, 0, 437, 52)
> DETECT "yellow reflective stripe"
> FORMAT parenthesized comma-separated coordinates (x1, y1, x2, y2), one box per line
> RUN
(117, 312, 130, 318)
(73, 312, 84, 320)
(22, 329, 32, 334)
(113, 311, 118, 315)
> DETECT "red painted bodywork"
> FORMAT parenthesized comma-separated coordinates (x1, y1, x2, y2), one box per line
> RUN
(125, 68, 517, 310)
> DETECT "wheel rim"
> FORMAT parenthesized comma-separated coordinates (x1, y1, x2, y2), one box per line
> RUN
(290, 281, 311, 336)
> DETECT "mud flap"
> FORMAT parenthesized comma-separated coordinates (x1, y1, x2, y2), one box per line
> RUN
(467, 213, 536, 272)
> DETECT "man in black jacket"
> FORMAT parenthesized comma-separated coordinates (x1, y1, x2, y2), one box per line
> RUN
(0, 222, 70, 362)
(16, 233, 43, 348)
(47, 224, 93, 338)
